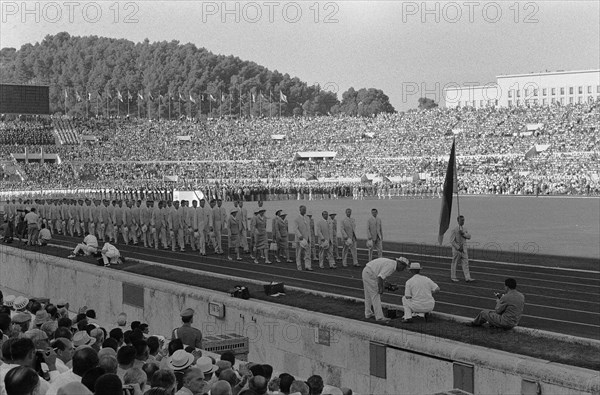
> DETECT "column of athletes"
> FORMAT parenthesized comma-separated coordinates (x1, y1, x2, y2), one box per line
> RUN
(62, 87, 289, 118)
(5, 198, 385, 268)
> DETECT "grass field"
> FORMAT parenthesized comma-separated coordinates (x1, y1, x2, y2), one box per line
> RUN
(249, 195, 600, 259)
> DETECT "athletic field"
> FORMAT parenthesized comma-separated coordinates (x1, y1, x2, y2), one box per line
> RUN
(254, 195, 600, 259)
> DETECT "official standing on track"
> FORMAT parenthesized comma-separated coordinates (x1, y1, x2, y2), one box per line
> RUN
(341, 208, 359, 267)
(450, 215, 475, 282)
(362, 257, 408, 322)
(367, 208, 383, 261)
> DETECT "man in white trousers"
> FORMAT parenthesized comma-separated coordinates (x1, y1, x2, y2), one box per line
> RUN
(362, 257, 409, 322)
(401, 262, 440, 323)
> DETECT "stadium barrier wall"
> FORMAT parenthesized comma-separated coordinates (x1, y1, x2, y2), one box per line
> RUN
(1, 245, 598, 395)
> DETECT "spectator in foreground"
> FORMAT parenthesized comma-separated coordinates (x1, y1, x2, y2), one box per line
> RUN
(3, 366, 39, 395)
(467, 278, 525, 329)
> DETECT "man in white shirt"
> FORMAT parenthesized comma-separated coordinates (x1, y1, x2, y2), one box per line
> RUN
(362, 257, 408, 322)
(50, 338, 74, 374)
(0, 337, 60, 395)
(68, 232, 99, 258)
(449, 215, 474, 282)
(24, 207, 40, 246)
(46, 346, 99, 395)
(101, 242, 123, 267)
(366, 208, 383, 261)
(401, 262, 440, 323)
(38, 223, 52, 246)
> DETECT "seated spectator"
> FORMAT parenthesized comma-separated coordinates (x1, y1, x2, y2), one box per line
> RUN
(95, 373, 123, 395)
(175, 367, 208, 395)
(3, 366, 40, 395)
(68, 232, 98, 258)
(467, 278, 525, 329)
(38, 223, 52, 246)
(81, 366, 106, 393)
(150, 369, 177, 393)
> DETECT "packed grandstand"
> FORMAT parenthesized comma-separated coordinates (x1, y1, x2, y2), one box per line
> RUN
(1, 100, 599, 198)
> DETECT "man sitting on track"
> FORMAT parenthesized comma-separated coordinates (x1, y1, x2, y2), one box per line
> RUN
(467, 278, 525, 329)
(100, 241, 124, 267)
(68, 232, 99, 258)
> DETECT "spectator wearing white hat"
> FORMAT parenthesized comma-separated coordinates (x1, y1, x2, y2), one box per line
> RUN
(401, 262, 440, 323)
(195, 356, 218, 384)
(69, 232, 98, 258)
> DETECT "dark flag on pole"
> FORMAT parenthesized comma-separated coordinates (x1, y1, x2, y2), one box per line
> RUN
(438, 138, 456, 245)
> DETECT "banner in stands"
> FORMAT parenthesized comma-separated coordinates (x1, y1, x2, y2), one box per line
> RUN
(173, 190, 205, 202)
(295, 151, 336, 160)
(176, 135, 192, 141)
(163, 175, 178, 182)
(271, 134, 285, 140)
(526, 123, 544, 131)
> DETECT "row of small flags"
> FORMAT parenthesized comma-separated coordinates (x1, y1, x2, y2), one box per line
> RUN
(64, 89, 288, 104)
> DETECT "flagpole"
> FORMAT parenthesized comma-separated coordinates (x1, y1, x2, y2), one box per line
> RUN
(279, 93, 281, 117)
(239, 88, 242, 118)
(168, 97, 171, 120)
(259, 92, 262, 117)
(219, 90, 222, 118)
(117, 95, 120, 118)
(127, 91, 130, 117)
(269, 91, 272, 118)
(86, 94, 89, 118)
(229, 93, 232, 116)
(64, 89, 67, 115)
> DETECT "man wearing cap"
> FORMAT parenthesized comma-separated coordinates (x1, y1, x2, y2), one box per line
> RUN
(172, 308, 203, 350)
(401, 262, 440, 323)
(227, 209, 241, 261)
(274, 210, 291, 263)
(341, 208, 359, 267)
(294, 205, 312, 271)
(328, 213, 341, 261)
(362, 257, 409, 322)
(316, 211, 336, 269)
(367, 208, 383, 262)
(195, 356, 218, 383)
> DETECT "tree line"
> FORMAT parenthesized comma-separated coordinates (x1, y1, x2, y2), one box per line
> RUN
(0, 32, 397, 118)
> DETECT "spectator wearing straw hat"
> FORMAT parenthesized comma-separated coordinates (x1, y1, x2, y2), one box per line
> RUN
(172, 308, 202, 350)
(401, 262, 440, 323)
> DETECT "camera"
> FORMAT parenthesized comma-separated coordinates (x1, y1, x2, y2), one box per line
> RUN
(384, 282, 399, 292)
(494, 292, 502, 298)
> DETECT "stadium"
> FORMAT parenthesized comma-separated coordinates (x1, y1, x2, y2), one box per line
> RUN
(1, 4, 599, 395)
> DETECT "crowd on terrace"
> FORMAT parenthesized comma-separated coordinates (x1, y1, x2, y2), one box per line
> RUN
(0, 101, 598, 196)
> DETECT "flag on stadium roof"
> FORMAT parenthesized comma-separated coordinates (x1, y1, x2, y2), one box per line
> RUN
(106, 90, 113, 100)
(127, 90, 133, 101)
(64, 89, 68, 98)
(438, 138, 457, 245)
(148, 92, 154, 101)
(221, 92, 226, 102)
(251, 93, 256, 103)
(117, 90, 123, 102)
(137, 92, 144, 101)
(75, 91, 82, 102)
(97, 91, 102, 99)
(189, 93, 196, 103)
(280, 91, 288, 103)
(209, 94, 217, 102)
(88, 92, 92, 101)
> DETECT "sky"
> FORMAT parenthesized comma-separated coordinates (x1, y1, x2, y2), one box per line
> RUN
(1, 0, 599, 111)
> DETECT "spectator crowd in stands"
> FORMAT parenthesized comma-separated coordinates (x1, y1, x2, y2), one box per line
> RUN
(0, 291, 351, 395)
(1, 100, 599, 197)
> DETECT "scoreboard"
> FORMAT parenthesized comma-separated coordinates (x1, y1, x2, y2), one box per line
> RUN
(0, 84, 50, 115)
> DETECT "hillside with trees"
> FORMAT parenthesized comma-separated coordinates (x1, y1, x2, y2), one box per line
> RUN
(0, 33, 395, 118)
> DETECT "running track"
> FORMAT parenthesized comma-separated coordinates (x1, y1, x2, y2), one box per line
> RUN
(42, 234, 600, 340)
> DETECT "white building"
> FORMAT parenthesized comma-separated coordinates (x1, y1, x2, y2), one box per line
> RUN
(444, 69, 600, 109)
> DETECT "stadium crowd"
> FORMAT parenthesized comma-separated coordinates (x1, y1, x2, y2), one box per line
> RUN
(1, 101, 599, 196)
(0, 290, 348, 395)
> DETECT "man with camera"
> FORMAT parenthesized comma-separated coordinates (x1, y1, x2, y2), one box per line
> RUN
(0, 337, 60, 395)
(467, 278, 525, 329)
(362, 257, 410, 322)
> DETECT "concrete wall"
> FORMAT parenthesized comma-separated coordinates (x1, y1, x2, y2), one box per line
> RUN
(1, 245, 599, 395)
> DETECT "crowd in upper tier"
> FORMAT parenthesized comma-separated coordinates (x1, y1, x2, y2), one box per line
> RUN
(1, 100, 598, 196)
